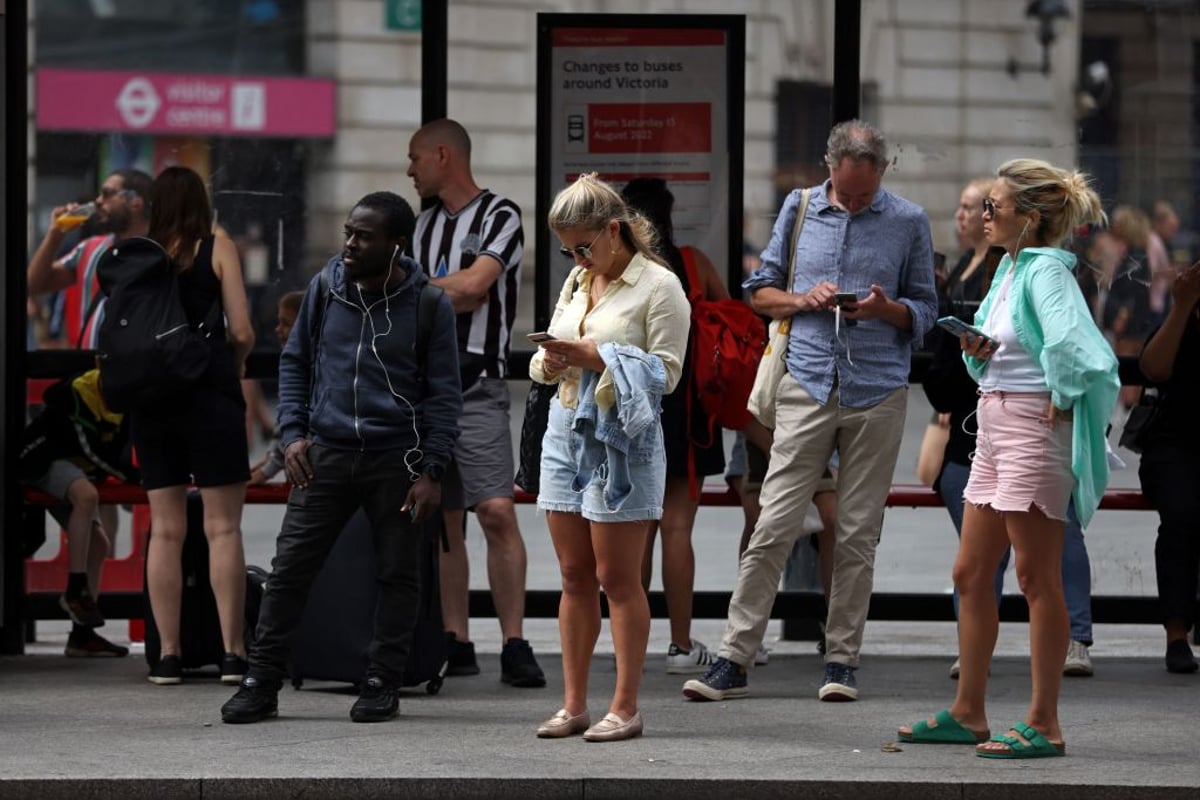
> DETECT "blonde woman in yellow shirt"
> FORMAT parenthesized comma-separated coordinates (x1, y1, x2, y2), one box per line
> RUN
(530, 173, 690, 742)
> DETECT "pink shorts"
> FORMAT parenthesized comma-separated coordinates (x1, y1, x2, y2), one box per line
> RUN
(963, 391, 1073, 521)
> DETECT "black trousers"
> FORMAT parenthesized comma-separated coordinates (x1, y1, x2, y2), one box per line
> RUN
(1139, 442, 1200, 628)
(249, 444, 422, 685)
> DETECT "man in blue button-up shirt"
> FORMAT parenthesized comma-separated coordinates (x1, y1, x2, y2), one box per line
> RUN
(682, 120, 937, 705)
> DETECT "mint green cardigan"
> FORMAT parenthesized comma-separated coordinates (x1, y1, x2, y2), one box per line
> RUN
(965, 247, 1120, 527)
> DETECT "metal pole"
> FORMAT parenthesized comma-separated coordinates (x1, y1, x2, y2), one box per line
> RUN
(421, 0, 448, 125)
(832, 0, 861, 123)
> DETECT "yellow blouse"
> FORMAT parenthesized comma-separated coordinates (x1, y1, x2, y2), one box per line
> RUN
(529, 252, 690, 410)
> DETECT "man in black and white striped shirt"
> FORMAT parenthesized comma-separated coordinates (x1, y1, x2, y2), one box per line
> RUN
(407, 119, 545, 688)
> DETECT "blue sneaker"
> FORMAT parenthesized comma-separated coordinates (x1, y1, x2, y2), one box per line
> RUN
(818, 662, 858, 702)
(681, 656, 748, 701)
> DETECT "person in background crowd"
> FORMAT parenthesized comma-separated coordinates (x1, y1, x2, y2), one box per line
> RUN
(682, 119, 937, 704)
(248, 290, 304, 485)
(407, 118, 544, 688)
(135, 166, 255, 686)
(26, 169, 152, 658)
(1137, 260, 1200, 674)
(621, 176, 727, 675)
(901, 158, 1117, 759)
(1102, 206, 1155, 410)
(530, 173, 690, 741)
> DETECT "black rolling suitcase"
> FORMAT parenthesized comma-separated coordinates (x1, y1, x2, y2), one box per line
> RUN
(287, 509, 447, 695)
(144, 492, 266, 670)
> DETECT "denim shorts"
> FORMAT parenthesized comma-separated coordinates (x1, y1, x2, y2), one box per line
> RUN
(964, 391, 1073, 521)
(537, 394, 666, 523)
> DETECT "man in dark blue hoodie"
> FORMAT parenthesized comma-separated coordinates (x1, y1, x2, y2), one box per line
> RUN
(221, 192, 461, 724)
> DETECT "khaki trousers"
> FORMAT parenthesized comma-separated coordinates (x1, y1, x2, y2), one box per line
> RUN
(719, 374, 907, 668)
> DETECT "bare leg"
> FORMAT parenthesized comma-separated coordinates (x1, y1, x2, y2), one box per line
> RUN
(900, 501, 1008, 739)
(64, 478, 100, 575)
(199, 483, 248, 658)
(439, 508, 470, 641)
(145, 486, 189, 657)
(475, 496, 528, 641)
(976, 506, 1068, 753)
(657, 476, 701, 648)
(813, 489, 837, 602)
(594, 520, 653, 719)
(547, 511, 599, 715)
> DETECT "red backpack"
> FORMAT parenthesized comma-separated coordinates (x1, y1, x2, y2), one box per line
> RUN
(681, 247, 768, 445)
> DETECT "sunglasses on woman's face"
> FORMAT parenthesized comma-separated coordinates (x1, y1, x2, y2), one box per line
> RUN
(982, 198, 1003, 217)
(559, 230, 605, 260)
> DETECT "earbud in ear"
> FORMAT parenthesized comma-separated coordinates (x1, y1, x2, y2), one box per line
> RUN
(392, 244, 399, 261)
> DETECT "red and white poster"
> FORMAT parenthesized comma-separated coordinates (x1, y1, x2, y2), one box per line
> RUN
(546, 26, 732, 270)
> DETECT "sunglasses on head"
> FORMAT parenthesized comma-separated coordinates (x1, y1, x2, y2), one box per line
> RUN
(559, 229, 605, 260)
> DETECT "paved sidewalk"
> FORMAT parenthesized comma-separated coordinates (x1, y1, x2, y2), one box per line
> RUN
(2, 627, 1197, 800)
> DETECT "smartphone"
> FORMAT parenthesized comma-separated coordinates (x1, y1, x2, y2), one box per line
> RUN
(526, 331, 556, 343)
(937, 315, 997, 347)
(834, 292, 858, 305)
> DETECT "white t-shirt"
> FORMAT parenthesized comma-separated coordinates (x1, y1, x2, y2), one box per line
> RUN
(978, 271, 1046, 392)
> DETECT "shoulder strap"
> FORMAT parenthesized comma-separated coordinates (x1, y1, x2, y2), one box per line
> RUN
(415, 283, 445, 379)
(680, 246, 702, 305)
(306, 269, 331, 412)
(785, 188, 812, 292)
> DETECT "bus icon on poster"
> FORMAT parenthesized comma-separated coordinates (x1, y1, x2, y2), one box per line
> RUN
(567, 114, 585, 142)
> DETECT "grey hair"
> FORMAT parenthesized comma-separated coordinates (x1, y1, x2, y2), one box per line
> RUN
(997, 158, 1106, 247)
(547, 173, 662, 265)
(824, 119, 888, 173)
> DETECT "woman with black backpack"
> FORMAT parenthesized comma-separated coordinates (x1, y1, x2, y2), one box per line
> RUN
(133, 166, 255, 686)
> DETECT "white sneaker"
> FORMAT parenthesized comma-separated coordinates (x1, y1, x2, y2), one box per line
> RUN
(949, 658, 960, 679)
(754, 645, 770, 666)
(1063, 640, 1094, 676)
(666, 639, 718, 674)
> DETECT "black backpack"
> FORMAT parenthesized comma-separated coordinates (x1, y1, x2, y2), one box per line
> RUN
(94, 237, 220, 412)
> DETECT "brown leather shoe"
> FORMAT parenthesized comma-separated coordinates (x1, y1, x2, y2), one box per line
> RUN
(582, 711, 643, 742)
(536, 708, 590, 738)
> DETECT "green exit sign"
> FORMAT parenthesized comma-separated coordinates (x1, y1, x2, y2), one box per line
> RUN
(386, 0, 421, 32)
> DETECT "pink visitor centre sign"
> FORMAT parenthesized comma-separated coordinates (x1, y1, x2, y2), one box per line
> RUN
(36, 68, 336, 138)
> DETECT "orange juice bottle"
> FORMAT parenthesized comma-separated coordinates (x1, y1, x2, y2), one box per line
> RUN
(54, 202, 97, 232)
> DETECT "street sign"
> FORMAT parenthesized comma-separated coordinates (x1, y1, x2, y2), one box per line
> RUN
(386, 0, 421, 32)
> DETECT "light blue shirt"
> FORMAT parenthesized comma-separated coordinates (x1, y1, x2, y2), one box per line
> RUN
(744, 181, 937, 408)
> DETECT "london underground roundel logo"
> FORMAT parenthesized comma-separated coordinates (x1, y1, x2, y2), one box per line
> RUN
(115, 77, 160, 128)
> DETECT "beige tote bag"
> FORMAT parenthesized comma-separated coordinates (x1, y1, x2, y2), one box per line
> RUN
(747, 188, 811, 429)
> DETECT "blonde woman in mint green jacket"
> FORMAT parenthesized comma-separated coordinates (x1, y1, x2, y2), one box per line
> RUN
(900, 159, 1118, 760)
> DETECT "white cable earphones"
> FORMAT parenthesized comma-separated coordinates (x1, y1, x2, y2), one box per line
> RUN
(354, 254, 424, 480)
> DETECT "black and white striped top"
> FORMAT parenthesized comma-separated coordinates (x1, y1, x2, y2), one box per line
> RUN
(411, 190, 523, 378)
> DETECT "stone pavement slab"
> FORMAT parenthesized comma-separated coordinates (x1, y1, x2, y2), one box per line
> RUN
(1, 646, 1197, 799)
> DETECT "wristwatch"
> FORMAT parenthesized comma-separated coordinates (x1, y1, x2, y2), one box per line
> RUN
(422, 462, 445, 482)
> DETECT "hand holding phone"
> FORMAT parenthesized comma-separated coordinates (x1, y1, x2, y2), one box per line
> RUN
(526, 331, 556, 344)
(937, 316, 998, 348)
(833, 292, 858, 326)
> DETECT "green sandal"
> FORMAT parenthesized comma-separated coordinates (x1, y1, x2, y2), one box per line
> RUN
(975, 722, 1066, 759)
(899, 709, 989, 744)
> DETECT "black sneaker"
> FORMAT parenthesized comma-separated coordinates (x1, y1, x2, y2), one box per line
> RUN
(1166, 639, 1199, 674)
(221, 675, 280, 724)
(501, 637, 546, 687)
(59, 590, 105, 628)
(65, 629, 128, 658)
(445, 632, 480, 676)
(350, 676, 399, 723)
(147, 655, 183, 686)
(220, 653, 249, 685)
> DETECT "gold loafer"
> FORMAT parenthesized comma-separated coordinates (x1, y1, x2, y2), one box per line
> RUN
(536, 708, 590, 738)
(582, 711, 643, 742)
